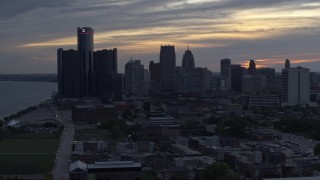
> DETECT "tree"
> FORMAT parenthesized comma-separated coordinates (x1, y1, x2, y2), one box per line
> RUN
(123, 108, 132, 118)
(143, 101, 151, 112)
(45, 172, 54, 180)
(218, 173, 241, 180)
(201, 162, 229, 180)
(314, 144, 320, 156)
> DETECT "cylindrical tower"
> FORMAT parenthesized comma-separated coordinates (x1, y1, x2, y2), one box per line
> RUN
(77, 27, 94, 96)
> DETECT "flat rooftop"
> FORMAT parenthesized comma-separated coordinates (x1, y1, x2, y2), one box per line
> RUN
(88, 161, 141, 169)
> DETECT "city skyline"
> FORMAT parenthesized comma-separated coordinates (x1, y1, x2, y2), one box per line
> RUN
(1, 0, 320, 73)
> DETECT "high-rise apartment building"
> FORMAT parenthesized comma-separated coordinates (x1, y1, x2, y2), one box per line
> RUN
(125, 60, 145, 95)
(160, 45, 176, 92)
(282, 66, 310, 106)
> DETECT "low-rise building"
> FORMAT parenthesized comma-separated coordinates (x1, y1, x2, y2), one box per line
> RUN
(148, 117, 176, 126)
(243, 95, 280, 109)
(72, 105, 117, 123)
(69, 161, 142, 180)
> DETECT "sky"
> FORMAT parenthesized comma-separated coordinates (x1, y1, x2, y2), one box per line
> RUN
(1, 0, 320, 74)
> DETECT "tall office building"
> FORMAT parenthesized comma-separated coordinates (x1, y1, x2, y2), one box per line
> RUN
(57, 49, 81, 98)
(149, 61, 160, 82)
(160, 45, 176, 92)
(149, 61, 161, 95)
(282, 66, 310, 106)
(94, 49, 117, 101)
(125, 60, 145, 95)
(231, 64, 243, 92)
(220, 58, 231, 90)
(77, 27, 94, 96)
(198, 67, 212, 97)
(114, 74, 123, 101)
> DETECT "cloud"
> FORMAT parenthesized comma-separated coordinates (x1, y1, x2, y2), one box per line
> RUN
(1, 0, 320, 73)
(0, 0, 75, 19)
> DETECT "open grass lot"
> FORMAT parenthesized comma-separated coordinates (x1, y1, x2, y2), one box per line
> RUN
(0, 138, 59, 175)
(74, 128, 111, 141)
(0, 138, 59, 153)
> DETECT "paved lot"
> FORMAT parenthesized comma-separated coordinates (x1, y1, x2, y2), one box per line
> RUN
(17, 108, 56, 123)
(271, 129, 320, 154)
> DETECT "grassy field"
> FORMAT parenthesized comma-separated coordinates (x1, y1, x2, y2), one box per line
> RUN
(74, 128, 111, 141)
(0, 138, 59, 175)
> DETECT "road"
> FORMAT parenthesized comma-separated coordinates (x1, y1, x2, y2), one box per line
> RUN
(52, 107, 75, 180)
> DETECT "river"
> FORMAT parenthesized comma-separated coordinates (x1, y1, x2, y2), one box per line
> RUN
(0, 81, 57, 119)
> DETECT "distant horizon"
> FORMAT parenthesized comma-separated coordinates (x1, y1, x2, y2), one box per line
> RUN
(2, 68, 320, 75)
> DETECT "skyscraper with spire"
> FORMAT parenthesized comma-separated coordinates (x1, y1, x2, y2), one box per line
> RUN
(181, 47, 196, 95)
(182, 45, 195, 72)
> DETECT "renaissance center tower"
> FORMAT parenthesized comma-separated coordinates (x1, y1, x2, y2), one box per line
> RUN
(77, 27, 94, 96)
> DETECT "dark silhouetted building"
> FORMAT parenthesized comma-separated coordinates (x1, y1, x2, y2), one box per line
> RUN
(149, 61, 161, 95)
(160, 45, 176, 92)
(231, 64, 243, 92)
(114, 74, 124, 101)
(285, 59, 290, 69)
(69, 161, 142, 180)
(58, 27, 121, 101)
(94, 49, 117, 102)
(220, 58, 231, 90)
(149, 61, 160, 82)
(72, 105, 117, 123)
(181, 48, 196, 95)
(256, 67, 276, 90)
(248, 60, 256, 75)
(182, 48, 195, 72)
(125, 59, 145, 95)
(58, 49, 81, 98)
(198, 67, 212, 96)
(242, 75, 267, 94)
(77, 27, 94, 96)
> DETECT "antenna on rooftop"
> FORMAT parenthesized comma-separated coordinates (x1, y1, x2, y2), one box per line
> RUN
(224, 47, 227, 59)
